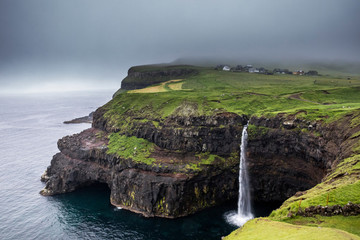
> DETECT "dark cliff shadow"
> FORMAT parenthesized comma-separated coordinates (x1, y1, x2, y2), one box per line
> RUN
(46, 186, 238, 240)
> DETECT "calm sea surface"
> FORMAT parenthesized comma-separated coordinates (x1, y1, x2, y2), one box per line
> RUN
(0, 91, 274, 240)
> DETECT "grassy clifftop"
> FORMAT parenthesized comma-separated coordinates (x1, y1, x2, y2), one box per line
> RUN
(107, 65, 360, 126)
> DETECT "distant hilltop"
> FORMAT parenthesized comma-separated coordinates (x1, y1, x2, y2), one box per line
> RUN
(170, 57, 360, 76)
(117, 63, 321, 97)
(120, 65, 199, 90)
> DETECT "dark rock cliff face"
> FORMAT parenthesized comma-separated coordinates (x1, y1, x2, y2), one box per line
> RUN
(247, 115, 354, 203)
(41, 128, 239, 218)
(93, 110, 248, 154)
(41, 106, 353, 218)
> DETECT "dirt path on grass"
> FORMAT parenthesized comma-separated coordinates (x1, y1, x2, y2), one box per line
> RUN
(129, 79, 183, 93)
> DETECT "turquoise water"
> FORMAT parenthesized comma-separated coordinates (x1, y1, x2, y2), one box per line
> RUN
(0, 91, 276, 240)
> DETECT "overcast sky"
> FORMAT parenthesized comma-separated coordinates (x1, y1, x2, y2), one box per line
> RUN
(1, 0, 359, 93)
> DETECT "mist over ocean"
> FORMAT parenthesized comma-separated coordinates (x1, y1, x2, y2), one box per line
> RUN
(0, 91, 250, 240)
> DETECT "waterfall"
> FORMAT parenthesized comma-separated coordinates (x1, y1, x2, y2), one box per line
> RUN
(226, 123, 253, 227)
(237, 124, 253, 220)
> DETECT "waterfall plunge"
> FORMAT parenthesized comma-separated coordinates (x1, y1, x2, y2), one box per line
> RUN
(226, 124, 253, 227)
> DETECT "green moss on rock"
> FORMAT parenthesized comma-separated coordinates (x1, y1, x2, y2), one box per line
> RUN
(107, 133, 156, 165)
(247, 124, 270, 140)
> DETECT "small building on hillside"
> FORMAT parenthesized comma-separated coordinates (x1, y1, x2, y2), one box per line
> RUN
(293, 70, 305, 75)
(233, 65, 243, 72)
(243, 65, 253, 72)
(223, 65, 231, 71)
(258, 67, 267, 73)
(248, 68, 261, 73)
(274, 68, 291, 74)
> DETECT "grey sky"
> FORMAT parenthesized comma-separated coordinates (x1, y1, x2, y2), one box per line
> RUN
(1, 0, 359, 93)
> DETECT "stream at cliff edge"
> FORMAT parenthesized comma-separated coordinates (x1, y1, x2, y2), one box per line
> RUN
(0, 91, 276, 240)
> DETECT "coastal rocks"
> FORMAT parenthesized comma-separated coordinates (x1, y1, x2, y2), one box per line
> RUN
(110, 167, 238, 218)
(40, 128, 239, 218)
(40, 152, 111, 195)
(63, 112, 94, 124)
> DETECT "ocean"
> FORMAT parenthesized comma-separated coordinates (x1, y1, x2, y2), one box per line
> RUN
(0, 91, 273, 240)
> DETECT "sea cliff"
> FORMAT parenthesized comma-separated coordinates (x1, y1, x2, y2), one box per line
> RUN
(41, 64, 360, 237)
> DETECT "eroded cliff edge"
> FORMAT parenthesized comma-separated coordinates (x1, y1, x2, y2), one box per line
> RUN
(41, 113, 247, 218)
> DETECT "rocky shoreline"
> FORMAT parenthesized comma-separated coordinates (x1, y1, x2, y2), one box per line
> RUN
(63, 112, 94, 124)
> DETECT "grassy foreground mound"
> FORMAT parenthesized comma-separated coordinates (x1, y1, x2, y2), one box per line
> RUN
(223, 218, 360, 240)
(98, 64, 360, 235)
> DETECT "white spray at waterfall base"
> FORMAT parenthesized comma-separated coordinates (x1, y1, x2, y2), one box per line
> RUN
(225, 124, 254, 227)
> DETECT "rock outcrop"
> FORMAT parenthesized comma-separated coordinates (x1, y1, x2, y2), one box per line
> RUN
(40, 128, 239, 218)
(93, 110, 248, 154)
(297, 202, 360, 217)
(120, 65, 199, 90)
(63, 112, 94, 124)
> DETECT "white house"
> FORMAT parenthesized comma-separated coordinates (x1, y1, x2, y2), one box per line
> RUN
(223, 66, 231, 71)
(248, 67, 256, 73)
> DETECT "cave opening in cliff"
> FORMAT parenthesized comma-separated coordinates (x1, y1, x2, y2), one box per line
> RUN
(76, 181, 112, 204)
(84, 181, 111, 191)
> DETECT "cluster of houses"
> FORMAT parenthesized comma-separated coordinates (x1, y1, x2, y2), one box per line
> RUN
(215, 64, 318, 76)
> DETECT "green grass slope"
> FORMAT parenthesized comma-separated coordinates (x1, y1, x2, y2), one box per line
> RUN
(223, 218, 360, 240)
(105, 68, 360, 131)
(126, 68, 358, 113)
